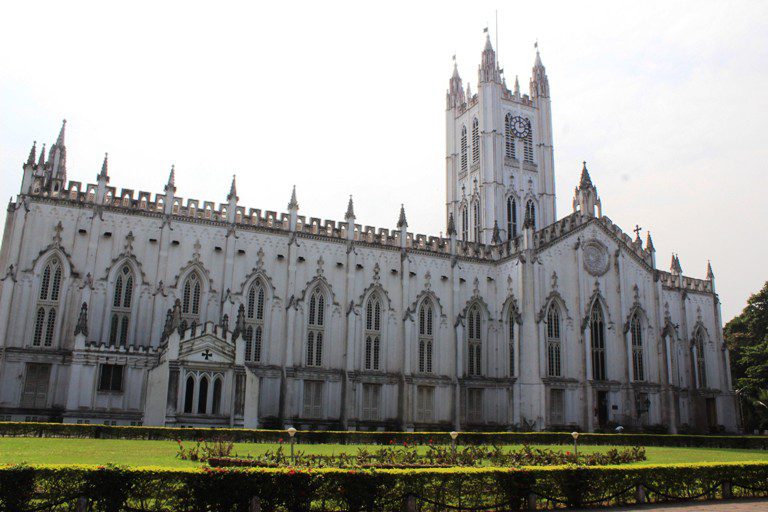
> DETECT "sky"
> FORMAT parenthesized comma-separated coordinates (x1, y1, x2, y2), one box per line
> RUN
(0, 0, 766, 322)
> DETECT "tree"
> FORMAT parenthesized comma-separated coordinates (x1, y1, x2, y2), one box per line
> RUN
(724, 281, 768, 431)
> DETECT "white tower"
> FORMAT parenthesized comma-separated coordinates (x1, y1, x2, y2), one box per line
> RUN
(445, 36, 556, 243)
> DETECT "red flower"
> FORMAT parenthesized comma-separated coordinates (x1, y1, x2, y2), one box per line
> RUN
(429, 439, 433, 444)
(278, 438, 284, 443)
(566, 451, 571, 455)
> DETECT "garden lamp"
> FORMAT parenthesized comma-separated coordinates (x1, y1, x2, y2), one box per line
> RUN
(287, 427, 297, 464)
(571, 431, 579, 456)
(449, 431, 459, 455)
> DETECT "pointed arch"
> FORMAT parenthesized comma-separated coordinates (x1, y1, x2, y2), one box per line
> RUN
(363, 292, 382, 370)
(197, 375, 209, 414)
(630, 311, 645, 381)
(692, 324, 708, 389)
(101, 252, 149, 286)
(406, 290, 447, 321)
(109, 263, 135, 346)
(504, 113, 516, 159)
(305, 284, 328, 367)
(471, 198, 481, 242)
(466, 302, 483, 376)
(525, 199, 536, 230)
(537, 290, 571, 324)
(589, 301, 607, 381)
(546, 302, 562, 377)
(460, 125, 468, 172)
(181, 271, 203, 322)
(460, 203, 469, 241)
(244, 278, 267, 362)
(184, 375, 194, 414)
(503, 294, 521, 378)
(417, 297, 435, 374)
(471, 117, 480, 163)
(212, 377, 223, 415)
(506, 195, 518, 239)
(32, 255, 65, 347)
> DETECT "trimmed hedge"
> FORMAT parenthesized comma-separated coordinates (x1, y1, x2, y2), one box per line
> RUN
(1, 421, 767, 449)
(0, 462, 767, 511)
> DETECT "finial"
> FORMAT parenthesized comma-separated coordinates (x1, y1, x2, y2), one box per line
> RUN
(345, 195, 355, 220)
(706, 260, 714, 280)
(99, 153, 109, 178)
(287, 185, 299, 210)
(447, 212, 456, 236)
(26, 141, 37, 166)
(645, 231, 655, 252)
(228, 174, 238, 201)
(397, 204, 408, 229)
(514, 75, 520, 95)
(534, 42, 543, 67)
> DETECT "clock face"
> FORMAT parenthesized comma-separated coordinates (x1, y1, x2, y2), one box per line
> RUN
(511, 116, 530, 138)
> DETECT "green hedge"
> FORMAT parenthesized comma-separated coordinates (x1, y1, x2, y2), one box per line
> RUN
(1, 421, 767, 449)
(1, 462, 767, 511)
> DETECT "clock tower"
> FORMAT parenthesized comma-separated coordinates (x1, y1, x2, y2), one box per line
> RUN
(445, 35, 556, 243)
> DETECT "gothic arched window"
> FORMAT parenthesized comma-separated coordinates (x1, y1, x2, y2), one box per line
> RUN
(460, 125, 468, 173)
(109, 264, 134, 346)
(547, 303, 562, 377)
(244, 281, 266, 362)
(197, 375, 209, 414)
(523, 120, 534, 163)
(461, 205, 468, 241)
(418, 299, 434, 373)
(472, 200, 481, 242)
(364, 294, 382, 370)
(631, 313, 644, 381)
(472, 117, 480, 163)
(525, 200, 536, 230)
(508, 309, 516, 377)
(504, 113, 516, 159)
(182, 272, 202, 323)
(507, 197, 517, 240)
(467, 304, 482, 376)
(212, 377, 223, 415)
(693, 328, 707, 388)
(590, 302, 606, 381)
(33, 258, 62, 347)
(306, 288, 325, 367)
(184, 375, 194, 414)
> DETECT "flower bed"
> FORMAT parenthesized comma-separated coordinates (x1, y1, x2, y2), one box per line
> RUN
(205, 444, 647, 469)
(0, 462, 767, 511)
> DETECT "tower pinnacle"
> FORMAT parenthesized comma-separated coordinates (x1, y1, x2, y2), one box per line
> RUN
(287, 185, 299, 211)
(345, 195, 355, 221)
(573, 161, 601, 217)
(26, 141, 37, 166)
(397, 204, 408, 229)
(228, 174, 238, 202)
(99, 153, 109, 180)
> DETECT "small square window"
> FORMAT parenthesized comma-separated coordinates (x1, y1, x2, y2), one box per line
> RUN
(98, 364, 124, 392)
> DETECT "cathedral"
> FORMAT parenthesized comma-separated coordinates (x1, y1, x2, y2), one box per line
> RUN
(0, 35, 737, 433)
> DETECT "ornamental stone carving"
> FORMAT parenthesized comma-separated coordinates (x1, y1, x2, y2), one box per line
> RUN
(583, 240, 609, 276)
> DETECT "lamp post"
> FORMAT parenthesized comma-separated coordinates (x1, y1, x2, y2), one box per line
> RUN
(449, 431, 459, 456)
(287, 427, 297, 464)
(571, 431, 579, 456)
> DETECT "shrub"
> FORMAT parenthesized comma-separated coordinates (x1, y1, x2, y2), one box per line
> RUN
(1, 462, 767, 511)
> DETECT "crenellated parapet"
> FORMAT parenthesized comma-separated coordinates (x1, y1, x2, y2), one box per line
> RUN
(658, 271, 713, 294)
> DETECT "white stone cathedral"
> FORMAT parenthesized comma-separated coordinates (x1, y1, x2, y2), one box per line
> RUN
(0, 35, 737, 433)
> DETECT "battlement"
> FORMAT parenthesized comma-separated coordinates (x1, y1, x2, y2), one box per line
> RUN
(659, 271, 713, 294)
(178, 320, 235, 343)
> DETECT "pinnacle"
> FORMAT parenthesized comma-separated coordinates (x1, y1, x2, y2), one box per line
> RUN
(228, 174, 238, 201)
(447, 212, 456, 236)
(345, 195, 355, 220)
(514, 75, 520, 95)
(167, 165, 176, 187)
(287, 185, 299, 211)
(56, 119, 66, 146)
(452, 60, 460, 79)
(706, 260, 714, 279)
(38, 143, 46, 168)
(99, 153, 109, 178)
(26, 141, 36, 166)
(534, 45, 543, 68)
(579, 161, 593, 189)
(491, 220, 501, 244)
(645, 231, 655, 252)
(484, 32, 493, 52)
(397, 204, 408, 229)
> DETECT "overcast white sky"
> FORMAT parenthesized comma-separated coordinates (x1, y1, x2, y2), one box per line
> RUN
(1, 1, 766, 321)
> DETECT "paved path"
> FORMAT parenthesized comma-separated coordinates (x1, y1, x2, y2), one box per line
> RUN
(583, 499, 768, 511)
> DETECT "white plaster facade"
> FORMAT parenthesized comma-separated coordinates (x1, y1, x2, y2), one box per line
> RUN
(0, 37, 737, 432)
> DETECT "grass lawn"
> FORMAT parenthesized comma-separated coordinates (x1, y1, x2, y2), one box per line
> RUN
(0, 438, 766, 468)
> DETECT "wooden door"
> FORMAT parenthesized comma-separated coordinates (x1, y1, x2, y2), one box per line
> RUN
(21, 363, 51, 408)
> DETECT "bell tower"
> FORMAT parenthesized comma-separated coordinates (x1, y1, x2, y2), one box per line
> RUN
(445, 36, 556, 244)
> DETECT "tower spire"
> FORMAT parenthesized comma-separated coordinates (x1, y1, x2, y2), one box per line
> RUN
(447, 56, 465, 109)
(530, 43, 549, 98)
(37, 143, 46, 169)
(56, 119, 66, 146)
(573, 161, 601, 217)
(479, 29, 499, 83)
